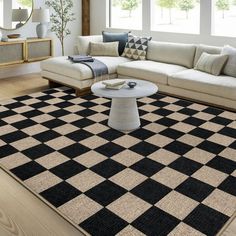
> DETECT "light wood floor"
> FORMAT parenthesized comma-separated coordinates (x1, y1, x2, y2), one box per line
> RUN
(0, 73, 48, 101)
(0, 166, 86, 236)
(0, 73, 235, 235)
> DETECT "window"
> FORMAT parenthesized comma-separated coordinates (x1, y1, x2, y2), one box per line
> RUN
(151, 0, 200, 34)
(0, 0, 3, 27)
(109, 0, 142, 30)
(212, 0, 236, 37)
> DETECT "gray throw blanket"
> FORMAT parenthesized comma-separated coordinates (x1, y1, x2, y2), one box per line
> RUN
(80, 59, 108, 78)
(68, 56, 108, 78)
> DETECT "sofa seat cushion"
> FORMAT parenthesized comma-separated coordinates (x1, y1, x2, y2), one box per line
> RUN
(41, 56, 131, 81)
(117, 60, 187, 85)
(169, 69, 236, 100)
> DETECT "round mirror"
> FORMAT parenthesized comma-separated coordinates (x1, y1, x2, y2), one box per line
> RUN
(0, 0, 33, 30)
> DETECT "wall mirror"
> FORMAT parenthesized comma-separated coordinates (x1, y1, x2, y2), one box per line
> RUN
(0, 0, 33, 30)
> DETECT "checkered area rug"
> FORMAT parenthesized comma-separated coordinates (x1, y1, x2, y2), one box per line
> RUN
(0, 87, 236, 236)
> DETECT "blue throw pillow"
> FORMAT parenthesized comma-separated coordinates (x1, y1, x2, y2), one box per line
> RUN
(102, 31, 129, 56)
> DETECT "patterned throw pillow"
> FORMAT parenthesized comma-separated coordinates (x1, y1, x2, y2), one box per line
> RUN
(122, 36, 152, 60)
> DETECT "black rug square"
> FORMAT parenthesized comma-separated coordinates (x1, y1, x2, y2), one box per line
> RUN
(132, 207, 180, 236)
(130, 141, 159, 156)
(33, 130, 61, 143)
(85, 180, 127, 206)
(169, 157, 203, 175)
(94, 142, 125, 157)
(0, 145, 18, 158)
(71, 118, 95, 128)
(160, 128, 185, 139)
(91, 159, 125, 179)
(218, 176, 236, 196)
(0, 130, 28, 143)
(130, 158, 164, 177)
(131, 179, 171, 204)
(11, 161, 46, 180)
(164, 141, 193, 155)
(66, 129, 93, 142)
(129, 128, 156, 140)
(22, 144, 55, 159)
(80, 208, 128, 236)
(175, 177, 214, 202)
(58, 143, 90, 158)
(50, 160, 86, 180)
(184, 204, 228, 236)
(197, 140, 225, 154)
(207, 156, 236, 174)
(190, 127, 214, 139)
(98, 129, 124, 141)
(40, 182, 81, 207)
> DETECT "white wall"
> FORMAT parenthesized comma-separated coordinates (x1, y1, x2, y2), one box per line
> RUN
(90, 0, 236, 48)
(0, 0, 81, 79)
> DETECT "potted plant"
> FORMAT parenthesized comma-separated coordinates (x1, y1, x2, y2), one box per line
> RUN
(45, 0, 75, 56)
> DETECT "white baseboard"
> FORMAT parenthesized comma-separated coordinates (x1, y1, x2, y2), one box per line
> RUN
(0, 62, 41, 79)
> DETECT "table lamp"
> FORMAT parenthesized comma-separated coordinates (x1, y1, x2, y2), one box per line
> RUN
(12, 8, 29, 29)
(32, 8, 50, 38)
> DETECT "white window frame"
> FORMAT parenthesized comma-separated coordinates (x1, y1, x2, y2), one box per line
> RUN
(106, 0, 236, 40)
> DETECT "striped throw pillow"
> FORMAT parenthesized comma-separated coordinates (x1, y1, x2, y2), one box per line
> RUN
(194, 52, 228, 76)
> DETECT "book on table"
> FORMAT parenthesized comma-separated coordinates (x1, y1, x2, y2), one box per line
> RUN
(102, 79, 125, 87)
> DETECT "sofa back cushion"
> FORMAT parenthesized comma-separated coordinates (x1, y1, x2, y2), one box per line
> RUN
(103, 31, 129, 56)
(194, 44, 222, 66)
(221, 45, 236, 77)
(77, 35, 103, 55)
(147, 41, 196, 68)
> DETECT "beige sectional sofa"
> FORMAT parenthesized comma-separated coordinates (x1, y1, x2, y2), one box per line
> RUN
(40, 35, 236, 110)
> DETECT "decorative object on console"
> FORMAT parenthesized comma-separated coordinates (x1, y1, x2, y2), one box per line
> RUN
(45, 0, 75, 56)
(32, 8, 50, 39)
(2, 37, 26, 42)
(7, 34, 21, 39)
(12, 8, 29, 29)
(89, 42, 119, 57)
(194, 52, 228, 76)
(122, 35, 152, 60)
(102, 31, 130, 56)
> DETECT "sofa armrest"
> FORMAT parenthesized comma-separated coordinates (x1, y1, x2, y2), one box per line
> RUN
(76, 35, 103, 55)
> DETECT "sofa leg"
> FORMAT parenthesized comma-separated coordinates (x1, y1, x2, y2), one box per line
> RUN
(48, 80, 61, 88)
(75, 87, 91, 97)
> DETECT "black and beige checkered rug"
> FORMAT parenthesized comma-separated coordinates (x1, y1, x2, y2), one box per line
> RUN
(0, 87, 236, 236)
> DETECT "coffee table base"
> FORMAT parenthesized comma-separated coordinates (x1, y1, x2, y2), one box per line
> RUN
(108, 98, 140, 131)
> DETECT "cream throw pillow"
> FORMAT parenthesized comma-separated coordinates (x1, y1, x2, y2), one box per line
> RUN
(221, 45, 236, 77)
(89, 42, 119, 57)
(194, 52, 228, 76)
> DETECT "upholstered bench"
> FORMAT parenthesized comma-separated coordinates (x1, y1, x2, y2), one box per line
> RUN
(41, 55, 131, 96)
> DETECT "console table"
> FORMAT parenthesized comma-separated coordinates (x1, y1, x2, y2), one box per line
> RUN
(0, 38, 53, 67)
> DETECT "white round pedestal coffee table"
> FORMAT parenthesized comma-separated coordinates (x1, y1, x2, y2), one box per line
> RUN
(91, 79, 158, 131)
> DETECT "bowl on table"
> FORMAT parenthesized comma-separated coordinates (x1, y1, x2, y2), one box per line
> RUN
(7, 34, 21, 39)
(127, 81, 137, 89)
